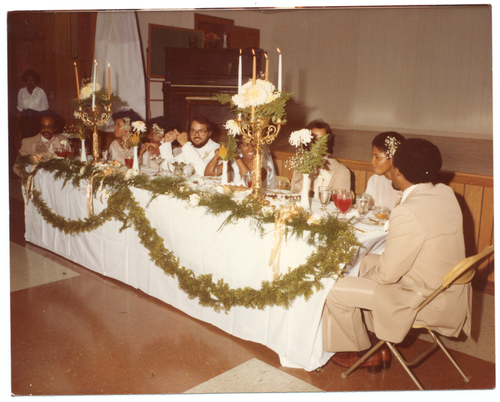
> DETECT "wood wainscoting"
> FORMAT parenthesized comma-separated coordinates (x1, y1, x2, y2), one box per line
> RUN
(272, 151, 494, 294)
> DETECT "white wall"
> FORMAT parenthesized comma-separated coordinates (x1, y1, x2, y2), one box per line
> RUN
(136, 6, 492, 140)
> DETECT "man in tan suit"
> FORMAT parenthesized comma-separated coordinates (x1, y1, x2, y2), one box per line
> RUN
(18, 112, 67, 157)
(14, 112, 67, 176)
(322, 138, 467, 372)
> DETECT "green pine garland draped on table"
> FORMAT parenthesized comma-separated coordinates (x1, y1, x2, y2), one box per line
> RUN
(17, 155, 360, 312)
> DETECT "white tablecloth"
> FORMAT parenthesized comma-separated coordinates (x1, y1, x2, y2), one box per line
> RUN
(23, 169, 387, 371)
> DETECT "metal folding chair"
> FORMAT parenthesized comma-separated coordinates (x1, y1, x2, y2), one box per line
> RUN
(341, 245, 494, 390)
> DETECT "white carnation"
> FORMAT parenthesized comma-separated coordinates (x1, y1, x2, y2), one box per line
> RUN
(224, 120, 241, 136)
(289, 129, 313, 147)
(132, 121, 147, 133)
(188, 193, 201, 207)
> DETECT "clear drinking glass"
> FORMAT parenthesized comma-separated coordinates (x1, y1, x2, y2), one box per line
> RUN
(318, 186, 332, 211)
(356, 193, 370, 218)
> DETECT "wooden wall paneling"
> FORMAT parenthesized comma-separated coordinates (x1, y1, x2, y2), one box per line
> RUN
(475, 186, 494, 283)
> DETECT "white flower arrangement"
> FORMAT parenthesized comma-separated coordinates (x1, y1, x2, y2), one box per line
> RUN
(261, 205, 275, 218)
(80, 82, 101, 100)
(289, 129, 313, 147)
(285, 129, 328, 175)
(188, 193, 201, 207)
(224, 119, 241, 136)
(232, 79, 279, 109)
(125, 168, 138, 180)
(307, 214, 321, 225)
(131, 121, 147, 134)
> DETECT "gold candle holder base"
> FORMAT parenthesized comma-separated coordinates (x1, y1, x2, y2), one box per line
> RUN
(236, 115, 283, 202)
(77, 105, 112, 161)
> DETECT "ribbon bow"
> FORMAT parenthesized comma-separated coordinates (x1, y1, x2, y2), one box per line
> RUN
(268, 204, 301, 281)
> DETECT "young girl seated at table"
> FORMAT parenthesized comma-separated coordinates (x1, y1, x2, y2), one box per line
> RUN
(365, 131, 406, 210)
(139, 117, 180, 168)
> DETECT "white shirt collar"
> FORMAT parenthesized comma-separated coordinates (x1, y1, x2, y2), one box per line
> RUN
(401, 183, 419, 203)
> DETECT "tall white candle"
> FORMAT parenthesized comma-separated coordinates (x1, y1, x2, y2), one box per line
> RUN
(92, 60, 97, 110)
(238, 49, 242, 94)
(277, 48, 282, 92)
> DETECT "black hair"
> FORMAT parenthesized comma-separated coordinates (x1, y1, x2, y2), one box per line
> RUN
(392, 138, 442, 184)
(307, 119, 335, 154)
(22, 69, 41, 85)
(148, 116, 180, 133)
(372, 131, 406, 159)
(188, 116, 213, 133)
(111, 109, 144, 124)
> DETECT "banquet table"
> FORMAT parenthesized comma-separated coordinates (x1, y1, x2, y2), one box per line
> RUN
(23, 167, 387, 371)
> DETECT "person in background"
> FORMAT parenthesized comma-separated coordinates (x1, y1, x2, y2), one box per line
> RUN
(290, 120, 350, 197)
(14, 112, 66, 176)
(159, 115, 220, 176)
(109, 109, 145, 165)
(365, 131, 406, 210)
(322, 139, 467, 374)
(17, 69, 50, 139)
(204, 136, 277, 189)
(139, 117, 181, 168)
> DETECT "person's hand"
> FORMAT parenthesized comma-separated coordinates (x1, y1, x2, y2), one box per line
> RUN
(204, 149, 223, 176)
(164, 129, 180, 143)
(146, 143, 159, 157)
(177, 131, 188, 146)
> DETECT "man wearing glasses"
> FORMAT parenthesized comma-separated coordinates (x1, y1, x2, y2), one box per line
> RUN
(18, 112, 67, 157)
(159, 115, 221, 176)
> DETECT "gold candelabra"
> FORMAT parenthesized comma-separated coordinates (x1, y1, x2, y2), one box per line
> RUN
(77, 105, 112, 161)
(236, 114, 284, 199)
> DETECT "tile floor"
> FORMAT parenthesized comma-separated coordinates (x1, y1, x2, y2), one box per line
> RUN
(6, 176, 498, 398)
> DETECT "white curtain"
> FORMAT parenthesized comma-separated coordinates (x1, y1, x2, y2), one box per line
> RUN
(94, 11, 146, 130)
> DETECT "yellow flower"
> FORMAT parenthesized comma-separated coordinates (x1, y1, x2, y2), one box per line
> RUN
(219, 145, 228, 160)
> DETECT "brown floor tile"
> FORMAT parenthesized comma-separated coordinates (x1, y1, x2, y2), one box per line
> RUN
(9, 193, 496, 395)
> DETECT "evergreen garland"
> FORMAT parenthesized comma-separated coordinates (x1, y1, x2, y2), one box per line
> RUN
(19, 157, 360, 312)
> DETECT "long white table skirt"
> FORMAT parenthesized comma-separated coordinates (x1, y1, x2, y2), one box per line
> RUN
(24, 170, 386, 371)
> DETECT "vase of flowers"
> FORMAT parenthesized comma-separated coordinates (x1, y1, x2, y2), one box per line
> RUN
(125, 119, 147, 172)
(285, 128, 329, 211)
(80, 139, 87, 162)
(218, 134, 239, 185)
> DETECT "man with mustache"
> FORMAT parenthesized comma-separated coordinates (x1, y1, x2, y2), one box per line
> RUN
(159, 115, 220, 176)
(18, 112, 67, 156)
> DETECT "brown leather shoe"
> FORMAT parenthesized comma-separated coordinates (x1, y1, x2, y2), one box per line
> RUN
(331, 351, 382, 374)
(380, 347, 392, 370)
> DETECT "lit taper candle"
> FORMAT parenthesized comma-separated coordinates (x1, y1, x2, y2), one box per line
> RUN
(277, 48, 282, 92)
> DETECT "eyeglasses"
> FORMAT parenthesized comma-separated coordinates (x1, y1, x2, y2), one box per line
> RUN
(190, 128, 208, 136)
(40, 124, 55, 129)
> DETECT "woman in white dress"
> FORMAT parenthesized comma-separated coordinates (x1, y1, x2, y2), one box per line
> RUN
(365, 131, 406, 210)
(204, 138, 277, 189)
(109, 109, 144, 165)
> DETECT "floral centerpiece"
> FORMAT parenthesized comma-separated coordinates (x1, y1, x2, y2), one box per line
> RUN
(286, 129, 328, 174)
(71, 79, 120, 113)
(218, 133, 239, 161)
(215, 79, 292, 196)
(217, 79, 292, 124)
(286, 128, 328, 210)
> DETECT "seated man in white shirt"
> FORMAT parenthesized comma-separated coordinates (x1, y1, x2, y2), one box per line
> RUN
(159, 115, 220, 176)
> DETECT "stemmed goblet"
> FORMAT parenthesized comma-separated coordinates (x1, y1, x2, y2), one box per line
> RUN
(336, 189, 352, 221)
(150, 155, 166, 176)
(318, 186, 332, 211)
(356, 193, 370, 218)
